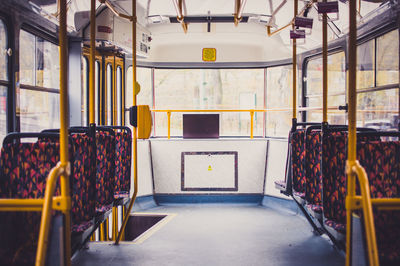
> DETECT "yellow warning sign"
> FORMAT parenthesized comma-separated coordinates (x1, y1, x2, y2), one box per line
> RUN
(208, 165, 212, 171)
(202, 48, 216, 62)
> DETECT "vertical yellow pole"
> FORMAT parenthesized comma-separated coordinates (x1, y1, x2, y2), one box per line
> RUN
(100, 223, 105, 241)
(322, 6, 328, 123)
(167, 111, 171, 139)
(89, 0, 96, 124)
(116, 0, 137, 244)
(58, 0, 71, 264)
(292, 0, 298, 120)
(105, 218, 109, 241)
(112, 206, 118, 241)
(250, 110, 254, 139)
(346, 1, 357, 265)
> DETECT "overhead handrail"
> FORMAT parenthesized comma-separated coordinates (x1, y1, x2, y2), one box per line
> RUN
(234, 0, 248, 26)
(172, 0, 188, 33)
(267, 0, 316, 37)
(99, 0, 133, 21)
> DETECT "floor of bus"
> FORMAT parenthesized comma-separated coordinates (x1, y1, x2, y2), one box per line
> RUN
(72, 204, 344, 266)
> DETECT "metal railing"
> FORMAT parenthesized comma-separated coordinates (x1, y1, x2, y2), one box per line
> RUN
(152, 106, 349, 139)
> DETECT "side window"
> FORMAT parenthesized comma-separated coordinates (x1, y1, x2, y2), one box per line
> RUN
(305, 52, 346, 124)
(0, 19, 8, 143)
(357, 30, 399, 130)
(266, 65, 293, 137)
(106, 63, 113, 125)
(82, 56, 88, 126)
(117, 66, 122, 126)
(19, 29, 60, 132)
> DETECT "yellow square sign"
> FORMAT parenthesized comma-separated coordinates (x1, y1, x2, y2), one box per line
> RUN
(202, 48, 216, 62)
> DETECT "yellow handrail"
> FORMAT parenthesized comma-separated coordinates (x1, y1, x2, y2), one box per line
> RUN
(346, 161, 379, 266)
(36, 163, 70, 266)
(152, 107, 342, 139)
(115, 0, 138, 245)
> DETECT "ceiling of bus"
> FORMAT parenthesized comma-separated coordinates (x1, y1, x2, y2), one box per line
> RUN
(31, 0, 388, 62)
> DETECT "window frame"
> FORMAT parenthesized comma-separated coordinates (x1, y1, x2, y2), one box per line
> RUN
(302, 49, 347, 123)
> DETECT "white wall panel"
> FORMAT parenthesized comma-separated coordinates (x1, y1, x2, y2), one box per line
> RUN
(183, 153, 236, 190)
(151, 139, 267, 194)
(132, 140, 154, 197)
(264, 139, 288, 198)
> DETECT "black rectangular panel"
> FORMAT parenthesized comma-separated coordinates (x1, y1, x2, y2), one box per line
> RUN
(183, 114, 219, 139)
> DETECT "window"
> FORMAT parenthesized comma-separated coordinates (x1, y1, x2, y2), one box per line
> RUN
(153, 69, 264, 137)
(376, 30, 399, 86)
(19, 30, 60, 132)
(305, 52, 346, 124)
(106, 64, 112, 125)
(82, 57, 88, 126)
(95, 61, 100, 124)
(0, 19, 7, 144)
(266, 65, 293, 137)
(125, 66, 152, 127)
(357, 30, 399, 130)
(357, 40, 375, 90)
(117, 66, 122, 125)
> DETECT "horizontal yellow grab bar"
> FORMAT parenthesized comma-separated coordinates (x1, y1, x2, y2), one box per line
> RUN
(152, 106, 341, 113)
(0, 196, 68, 212)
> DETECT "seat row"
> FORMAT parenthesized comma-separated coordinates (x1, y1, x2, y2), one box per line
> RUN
(0, 125, 132, 265)
(275, 123, 400, 264)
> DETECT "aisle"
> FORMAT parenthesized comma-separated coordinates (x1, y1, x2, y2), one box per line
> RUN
(72, 204, 344, 266)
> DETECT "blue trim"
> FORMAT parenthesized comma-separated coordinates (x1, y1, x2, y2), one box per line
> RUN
(154, 194, 263, 204)
(261, 195, 298, 213)
(132, 195, 158, 212)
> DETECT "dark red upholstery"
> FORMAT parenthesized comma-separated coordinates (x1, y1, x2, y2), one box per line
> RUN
(113, 130, 132, 199)
(95, 131, 115, 212)
(322, 132, 347, 225)
(305, 130, 323, 212)
(358, 141, 400, 263)
(70, 133, 96, 232)
(291, 129, 306, 196)
(0, 141, 61, 265)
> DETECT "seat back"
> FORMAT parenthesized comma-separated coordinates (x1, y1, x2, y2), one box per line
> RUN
(291, 129, 306, 194)
(305, 128, 322, 205)
(111, 127, 132, 198)
(0, 133, 63, 265)
(95, 127, 116, 211)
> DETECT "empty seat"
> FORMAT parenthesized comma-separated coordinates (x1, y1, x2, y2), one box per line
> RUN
(291, 129, 307, 202)
(69, 132, 96, 232)
(95, 128, 116, 213)
(0, 133, 64, 265)
(321, 132, 347, 235)
(108, 126, 132, 200)
(305, 129, 323, 218)
(358, 140, 400, 264)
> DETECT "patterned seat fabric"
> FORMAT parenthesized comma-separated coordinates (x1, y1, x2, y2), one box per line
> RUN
(114, 130, 132, 199)
(291, 129, 306, 196)
(358, 141, 400, 263)
(96, 131, 116, 211)
(39, 134, 96, 232)
(70, 133, 96, 232)
(322, 132, 347, 226)
(324, 219, 345, 233)
(0, 141, 61, 265)
(305, 130, 323, 211)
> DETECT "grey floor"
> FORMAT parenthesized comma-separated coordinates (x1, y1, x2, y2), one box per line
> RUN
(72, 204, 344, 266)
